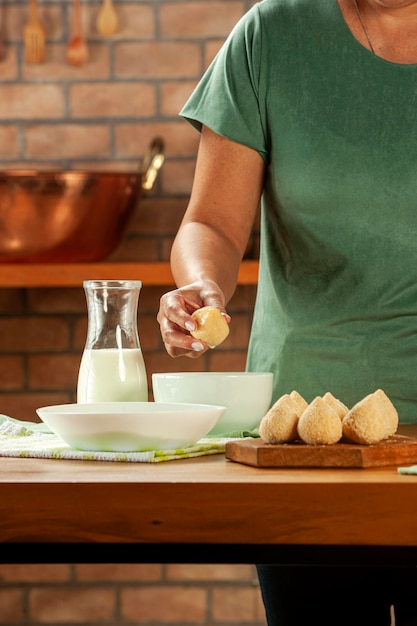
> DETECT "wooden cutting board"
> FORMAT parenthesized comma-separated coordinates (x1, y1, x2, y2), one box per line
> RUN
(225, 435, 417, 468)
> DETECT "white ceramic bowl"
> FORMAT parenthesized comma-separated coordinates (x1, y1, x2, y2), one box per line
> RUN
(152, 372, 273, 436)
(36, 402, 226, 452)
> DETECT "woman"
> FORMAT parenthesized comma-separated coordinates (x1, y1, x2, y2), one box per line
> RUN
(157, 1, 417, 624)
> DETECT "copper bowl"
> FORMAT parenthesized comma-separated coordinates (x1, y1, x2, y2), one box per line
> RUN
(0, 138, 164, 263)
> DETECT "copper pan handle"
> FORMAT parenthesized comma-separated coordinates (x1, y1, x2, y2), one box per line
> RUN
(140, 137, 165, 190)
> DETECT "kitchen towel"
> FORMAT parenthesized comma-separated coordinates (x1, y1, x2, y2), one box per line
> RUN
(0, 414, 242, 463)
(398, 465, 417, 475)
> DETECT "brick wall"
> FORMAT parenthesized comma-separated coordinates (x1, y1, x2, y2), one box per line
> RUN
(0, 1, 265, 624)
(0, 564, 266, 625)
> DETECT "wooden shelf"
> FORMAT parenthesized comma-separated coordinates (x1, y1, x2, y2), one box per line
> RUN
(0, 261, 259, 288)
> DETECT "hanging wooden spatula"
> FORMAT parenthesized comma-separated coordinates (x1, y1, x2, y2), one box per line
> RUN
(24, 0, 45, 64)
(96, 0, 119, 37)
(67, 0, 88, 67)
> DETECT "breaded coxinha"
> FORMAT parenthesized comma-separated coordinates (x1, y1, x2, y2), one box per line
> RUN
(259, 388, 398, 446)
(322, 391, 349, 420)
(297, 396, 343, 445)
(342, 389, 398, 445)
(259, 392, 304, 444)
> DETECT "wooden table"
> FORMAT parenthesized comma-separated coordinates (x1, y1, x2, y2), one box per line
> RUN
(2, 426, 417, 565)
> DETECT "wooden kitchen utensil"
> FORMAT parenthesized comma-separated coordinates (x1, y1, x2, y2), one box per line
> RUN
(0, 7, 6, 62)
(96, 0, 119, 37)
(24, 0, 45, 64)
(67, 0, 88, 67)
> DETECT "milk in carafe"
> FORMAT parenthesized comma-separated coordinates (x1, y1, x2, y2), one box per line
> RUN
(77, 348, 147, 402)
(77, 280, 148, 403)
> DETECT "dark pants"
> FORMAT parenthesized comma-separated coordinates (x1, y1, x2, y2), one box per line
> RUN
(257, 565, 417, 626)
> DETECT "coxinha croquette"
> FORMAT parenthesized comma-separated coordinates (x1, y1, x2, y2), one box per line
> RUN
(259, 389, 398, 446)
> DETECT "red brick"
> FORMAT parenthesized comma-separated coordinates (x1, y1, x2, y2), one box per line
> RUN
(256, 587, 268, 622)
(25, 124, 110, 159)
(161, 237, 176, 261)
(160, 81, 198, 117)
(162, 159, 197, 195)
(0, 160, 63, 170)
(106, 3, 155, 38)
(212, 585, 262, 621)
(145, 351, 209, 377)
(167, 564, 255, 581)
(28, 354, 81, 390)
(209, 351, 248, 371)
(121, 585, 207, 621)
(205, 39, 227, 66)
(0, 589, 23, 623)
(126, 197, 186, 239)
(228, 285, 258, 310)
(0, 85, 64, 119)
(75, 564, 162, 581)
(27, 288, 86, 314)
(114, 42, 201, 78)
(5, 4, 62, 39)
(115, 121, 198, 158)
(0, 317, 69, 351)
(29, 587, 115, 622)
(22, 44, 110, 79)
(160, 2, 244, 37)
(107, 235, 159, 262)
(221, 312, 251, 349)
(0, 289, 25, 314)
(0, 565, 70, 583)
(73, 317, 89, 351)
(0, 393, 71, 423)
(0, 46, 18, 80)
(0, 126, 18, 157)
(69, 159, 136, 171)
(139, 286, 173, 314)
(69, 83, 156, 118)
(0, 356, 24, 390)
(137, 315, 161, 352)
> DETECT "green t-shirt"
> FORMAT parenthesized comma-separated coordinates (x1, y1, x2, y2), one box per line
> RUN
(180, 0, 417, 423)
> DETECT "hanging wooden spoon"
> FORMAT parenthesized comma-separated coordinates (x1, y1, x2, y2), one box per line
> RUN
(67, 0, 88, 67)
(0, 6, 7, 62)
(96, 0, 119, 37)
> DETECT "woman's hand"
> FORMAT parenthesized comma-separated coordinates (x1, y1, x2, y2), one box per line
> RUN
(157, 126, 264, 358)
(157, 280, 230, 358)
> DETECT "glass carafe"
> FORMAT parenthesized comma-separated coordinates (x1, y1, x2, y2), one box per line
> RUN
(77, 280, 148, 403)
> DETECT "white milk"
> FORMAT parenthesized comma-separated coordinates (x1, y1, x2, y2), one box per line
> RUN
(77, 348, 148, 403)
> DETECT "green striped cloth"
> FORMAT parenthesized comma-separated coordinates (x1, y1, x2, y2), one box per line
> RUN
(0, 415, 245, 463)
(398, 465, 417, 475)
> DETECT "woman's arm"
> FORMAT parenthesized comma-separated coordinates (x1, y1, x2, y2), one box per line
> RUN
(157, 125, 265, 357)
(172, 125, 265, 297)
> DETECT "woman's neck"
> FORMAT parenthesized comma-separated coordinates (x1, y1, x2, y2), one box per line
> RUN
(338, 0, 417, 63)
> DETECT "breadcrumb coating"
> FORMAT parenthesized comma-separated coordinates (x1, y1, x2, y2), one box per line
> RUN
(290, 390, 309, 414)
(259, 394, 301, 443)
(259, 388, 398, 447)
(322, 392, 349, 420)
(297, 396, 343, 445)
(374, 388, 398, 436)
(342, 389, 398, 444)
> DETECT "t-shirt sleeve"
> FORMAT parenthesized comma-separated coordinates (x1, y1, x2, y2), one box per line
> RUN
(180, 4, 267, 159)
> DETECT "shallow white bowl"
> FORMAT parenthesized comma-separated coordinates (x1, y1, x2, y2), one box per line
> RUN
(152, 372, 273, 436)
(36, 402, 226, 452)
